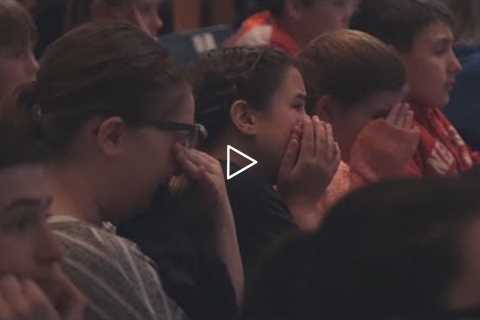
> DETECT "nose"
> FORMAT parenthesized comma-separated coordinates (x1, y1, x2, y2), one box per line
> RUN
(152, 13, 163, 35)
(25, 52, 39, 80)
(449, 51, 462, 75)
(35, 224, 63, 266)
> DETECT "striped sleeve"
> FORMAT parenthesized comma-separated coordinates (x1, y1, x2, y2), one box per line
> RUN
(50, 220, 188, 320)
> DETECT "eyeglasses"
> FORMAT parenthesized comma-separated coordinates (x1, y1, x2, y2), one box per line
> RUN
(145, 121, 208, 148)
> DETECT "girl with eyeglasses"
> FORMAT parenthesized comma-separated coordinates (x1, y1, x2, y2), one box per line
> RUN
(4, 22, 243, 320)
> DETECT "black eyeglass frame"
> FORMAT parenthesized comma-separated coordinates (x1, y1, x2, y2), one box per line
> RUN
(144, 121, 208, 148)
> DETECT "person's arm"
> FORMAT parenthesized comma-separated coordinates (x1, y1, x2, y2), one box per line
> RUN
(174, 145, 245, 306)
(52, 223, 186, 320)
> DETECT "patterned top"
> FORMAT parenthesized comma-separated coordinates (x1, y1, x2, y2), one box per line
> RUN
(226, 11, 300, 57)
(49, 215, 188, 320)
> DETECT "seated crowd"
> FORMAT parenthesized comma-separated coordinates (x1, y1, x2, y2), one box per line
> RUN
(1, 0, 480, 319)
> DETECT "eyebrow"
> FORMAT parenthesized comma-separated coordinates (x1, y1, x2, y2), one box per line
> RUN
(432, 35, 454, 45)
(295, 93, 307, 101)
(2, 197, 52, 214)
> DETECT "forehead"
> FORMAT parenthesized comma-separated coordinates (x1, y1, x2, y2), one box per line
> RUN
(276, 66, 306, 95)
(414, 22, 454, 47)
(0, 166, 50, 210)
(160, 83, 195, 122)
(362, 87, 406, 111)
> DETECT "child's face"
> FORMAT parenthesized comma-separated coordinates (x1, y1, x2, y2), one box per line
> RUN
(130, 0, 163, 40)
(399, 21, 461, 108)
(0, 165, 64, 301)
(0, 50, 38, 104)
(253, 66, 308, 182)
(325, 88, 406, 162)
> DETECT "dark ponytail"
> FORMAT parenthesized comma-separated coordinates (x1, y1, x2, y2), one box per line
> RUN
(193, 46, 295, 148)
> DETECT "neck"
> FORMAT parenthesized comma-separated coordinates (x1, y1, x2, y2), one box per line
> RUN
(46, 162, 103, 227)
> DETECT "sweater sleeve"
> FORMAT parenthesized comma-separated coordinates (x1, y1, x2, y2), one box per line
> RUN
(316, 120, 420, 216)
(349, 119, 420, 182)
(50, 221, 187, 320)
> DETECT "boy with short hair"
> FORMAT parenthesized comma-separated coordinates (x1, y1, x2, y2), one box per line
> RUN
(352, 0, 476, 176)
(299, 29, 420, 211)
(0, 0, 38, 105)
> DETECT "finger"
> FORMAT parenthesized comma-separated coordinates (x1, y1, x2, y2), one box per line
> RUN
(174, 144, 202, 180)
(325, 122, 335, 160)
(52, 271, 87, 320)
(397, 103, 409, 127)
(0, 294, 12, 320)
(0, 275, 27, 313)
(278, 130, 301, 178)
(386, 102, 402, 125)
(312, 116, 325, 156)
(402, 103, 414, 128)
(298, 116, 314, 163)
(188, 149, 221, 175)
(406, 110, 415, 130)
(21, 278, 59, 320)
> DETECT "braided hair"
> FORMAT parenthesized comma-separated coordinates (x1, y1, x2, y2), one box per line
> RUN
(193, 46, 296, 147)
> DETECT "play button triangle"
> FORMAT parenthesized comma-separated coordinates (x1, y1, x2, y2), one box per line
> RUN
(227, 145, 258, 180)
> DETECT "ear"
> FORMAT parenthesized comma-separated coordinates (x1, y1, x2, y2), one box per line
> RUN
(284, 0, 302, 21)
(94, 117, 129, 157)
(230, 100, 258, 136)
(312, 95, 334, 122)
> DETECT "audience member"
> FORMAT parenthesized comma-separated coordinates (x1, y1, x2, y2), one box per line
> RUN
(5, 22, 244, 320)
(0, 122, 87, 320)
(352, 0, 478, 176)
(227, 0, 359, 56)
(194, 46, 340, 276)
(0, 0, 38, 106)
(298, 30, 419, 210)
(442, 0, 480, 151)
(243, 176, 480, 320)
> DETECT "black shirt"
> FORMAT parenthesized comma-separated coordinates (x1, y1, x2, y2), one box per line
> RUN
(221, 160, 297, 277)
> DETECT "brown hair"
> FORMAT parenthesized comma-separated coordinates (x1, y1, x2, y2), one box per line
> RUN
(351, 0, 454, 53)
(0, 0, 36, 57)
(6, 22, 184, 159)
(440, 0, 480, 46)
(193, 46, 296, 147)
(299, 30, 406, 111)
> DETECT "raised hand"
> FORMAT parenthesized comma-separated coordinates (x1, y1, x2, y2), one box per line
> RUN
(277, 115, 340, 231)
(386, 102, 415, 130)
(51, 266, 88, 320)
(0, 275, 60, 320)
